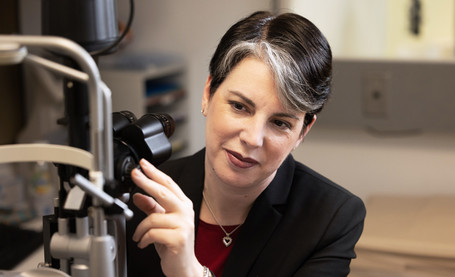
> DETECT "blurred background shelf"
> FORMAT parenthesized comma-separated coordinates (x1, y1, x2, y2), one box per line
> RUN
(100, 54, 189, 158)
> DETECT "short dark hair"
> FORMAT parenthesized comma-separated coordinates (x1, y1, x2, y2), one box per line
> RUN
(209, 11, 332, 126)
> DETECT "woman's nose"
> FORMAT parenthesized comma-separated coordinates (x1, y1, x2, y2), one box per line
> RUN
(239, 117, 265, 148)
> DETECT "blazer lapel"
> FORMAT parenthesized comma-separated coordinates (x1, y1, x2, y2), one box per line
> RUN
(176, 149, 205, 226)
(222, 192, 282, 276)
(222, 155, 295, 276)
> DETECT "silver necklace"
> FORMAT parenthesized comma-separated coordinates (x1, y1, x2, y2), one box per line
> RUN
(202, 191, 242, 247)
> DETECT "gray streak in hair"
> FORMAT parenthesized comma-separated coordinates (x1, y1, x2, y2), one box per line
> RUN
(220, 40, 324, 113)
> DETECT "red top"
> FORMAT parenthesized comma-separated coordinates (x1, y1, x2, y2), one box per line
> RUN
(195, 219, 242, 277)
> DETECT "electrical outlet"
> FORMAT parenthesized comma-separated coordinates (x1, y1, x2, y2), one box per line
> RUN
(363, 73, 387, 117)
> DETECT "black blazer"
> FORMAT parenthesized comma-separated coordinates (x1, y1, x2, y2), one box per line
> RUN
(126, 149, 366, 277)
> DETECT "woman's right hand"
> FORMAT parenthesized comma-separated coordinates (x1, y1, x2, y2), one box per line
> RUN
(131, 159, 204, 277)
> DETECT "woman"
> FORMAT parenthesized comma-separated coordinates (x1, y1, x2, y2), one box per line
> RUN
(126, 11, 366, 277)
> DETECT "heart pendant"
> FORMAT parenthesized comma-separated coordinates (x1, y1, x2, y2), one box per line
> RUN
(223, 236, 232, 247)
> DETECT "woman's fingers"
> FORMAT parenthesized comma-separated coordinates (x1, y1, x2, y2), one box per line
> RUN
(130, 159, 195, 250)
(133, 193, 165, 215)
(135, 228, 188, 249)
(132, 212, 181, 244)
(138, 159, 187, 201)
(131, 166, 183, 213)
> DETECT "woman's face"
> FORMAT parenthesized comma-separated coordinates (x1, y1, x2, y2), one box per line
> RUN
(202, 57, 313, 191)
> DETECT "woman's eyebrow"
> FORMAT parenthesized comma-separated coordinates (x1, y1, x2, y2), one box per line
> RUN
(228, 90, 300, 120)
(274, 112, 300, 120)
(228, 90, 255, 108)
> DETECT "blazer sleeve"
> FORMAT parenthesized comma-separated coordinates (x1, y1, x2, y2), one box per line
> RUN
(294, 195, 366, 277)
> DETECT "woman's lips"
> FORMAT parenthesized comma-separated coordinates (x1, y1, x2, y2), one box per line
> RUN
(226, 150, 258, 169)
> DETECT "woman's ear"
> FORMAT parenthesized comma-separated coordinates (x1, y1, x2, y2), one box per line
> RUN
(302, 114, 317, 138)
(294, 115, 317, 150)
(201, 75, 212, 116)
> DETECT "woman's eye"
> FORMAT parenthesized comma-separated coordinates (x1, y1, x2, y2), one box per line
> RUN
(229, 101, 247, 112)
(273, 119, 291, 130)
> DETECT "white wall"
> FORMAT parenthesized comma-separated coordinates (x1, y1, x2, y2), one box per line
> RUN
(281, 0, 455, 59)
(386, 0, 455, 58)
(280, 0, 388, 57)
